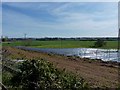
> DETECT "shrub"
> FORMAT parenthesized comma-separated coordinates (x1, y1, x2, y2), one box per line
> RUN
(10, 59, 89, 89)
(93, 39, 106, 48)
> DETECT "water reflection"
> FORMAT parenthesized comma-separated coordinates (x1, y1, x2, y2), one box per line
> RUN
(17, 46, 119, 62)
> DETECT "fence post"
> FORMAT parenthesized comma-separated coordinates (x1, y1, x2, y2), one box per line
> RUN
(0, 82, 8, 90)
(96, 49, 98, 59)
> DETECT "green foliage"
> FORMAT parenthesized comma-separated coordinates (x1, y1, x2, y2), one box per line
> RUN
(2, 40, 118, 49)
(2, 71, 13, 86)
(10, 59, 89, 89)
(2, 36, 8, 42)
(24, 39, 32, 46)
(93, 39, 106, 48)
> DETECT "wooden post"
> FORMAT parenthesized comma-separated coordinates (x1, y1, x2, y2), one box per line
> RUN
(118, 28, 120, 62)
(96, 49, 98, 59)
(0, 82, 8, 90)
(118, 2, 120, 86)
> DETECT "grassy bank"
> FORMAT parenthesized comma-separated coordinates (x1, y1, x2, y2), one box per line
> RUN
(2, 47, 89, 89)
(2, 47, 119, 88)
(3, 40, 118, 49)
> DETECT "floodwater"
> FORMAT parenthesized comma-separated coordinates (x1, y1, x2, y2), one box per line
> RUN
(17, 46, 119, 62)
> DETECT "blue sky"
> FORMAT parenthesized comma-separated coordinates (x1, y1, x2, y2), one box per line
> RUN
(2, 2, 118, 38)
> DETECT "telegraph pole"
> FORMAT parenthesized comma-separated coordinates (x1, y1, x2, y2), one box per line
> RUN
(24, 33, 27, 39)
(24, 33, 27, 46)
(118, 2, 120, 62)
(117, 2, 120, 86)
(118, 29, 120, 62)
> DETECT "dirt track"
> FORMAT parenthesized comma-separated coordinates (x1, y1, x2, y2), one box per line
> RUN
(3, 47, 119, 88)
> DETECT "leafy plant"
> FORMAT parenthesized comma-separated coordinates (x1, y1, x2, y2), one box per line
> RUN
(2, 71, 13, 86)
(10, 59, 89, 89)
(93, 39, 106, 48)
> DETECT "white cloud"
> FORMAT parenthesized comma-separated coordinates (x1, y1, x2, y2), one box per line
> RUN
(2, 0, 120, 2)
(2, 2, 118, 37)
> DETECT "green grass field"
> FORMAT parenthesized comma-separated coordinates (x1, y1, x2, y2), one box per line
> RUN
(2, 40, 118, 49)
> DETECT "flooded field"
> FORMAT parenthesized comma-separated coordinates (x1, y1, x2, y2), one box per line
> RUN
(17, 46, 119, 62)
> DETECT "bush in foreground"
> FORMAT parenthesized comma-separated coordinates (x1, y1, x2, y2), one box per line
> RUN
(10, 59, 89, 89)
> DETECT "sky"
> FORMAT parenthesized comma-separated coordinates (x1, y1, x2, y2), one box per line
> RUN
(2, 0, 120, 2)
(2, 2, 118, 38)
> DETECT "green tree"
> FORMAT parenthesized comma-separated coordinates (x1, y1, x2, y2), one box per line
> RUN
(94, 39, 106, 48)
(2, 36, 8, 42)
